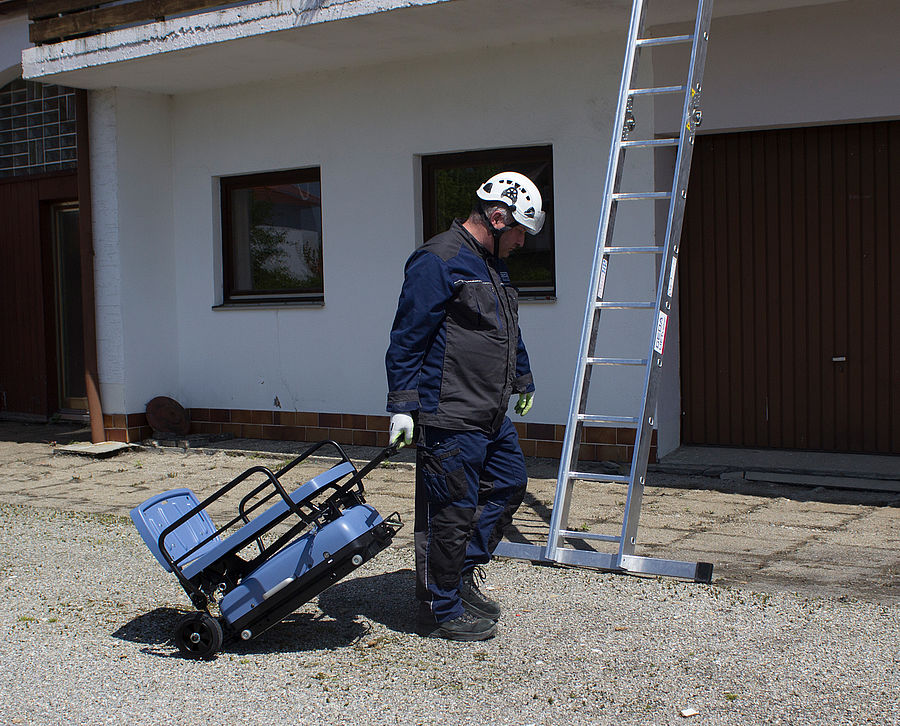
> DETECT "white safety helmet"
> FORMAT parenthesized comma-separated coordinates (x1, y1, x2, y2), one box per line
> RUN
(476, 171, 546, 235)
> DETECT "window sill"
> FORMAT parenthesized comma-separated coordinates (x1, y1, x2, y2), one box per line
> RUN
(213, 300, 325, 310)
(519, 295, 557, 303)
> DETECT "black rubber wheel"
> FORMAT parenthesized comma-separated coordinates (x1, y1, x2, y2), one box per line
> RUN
(174, 613, 223, 660)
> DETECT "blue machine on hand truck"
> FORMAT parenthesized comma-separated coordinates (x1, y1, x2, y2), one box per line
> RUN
(131, 441, 403, 659)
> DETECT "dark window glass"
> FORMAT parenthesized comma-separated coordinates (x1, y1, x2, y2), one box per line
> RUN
(221, 168, 324, 304)
(422, 146, 554, 298)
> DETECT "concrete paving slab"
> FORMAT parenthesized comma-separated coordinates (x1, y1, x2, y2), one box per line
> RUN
(630, 527, 694, 548)
(748, 505, 860, 530)
(54, 441, 137, 458)
(807, 524, 900, 549)
(673, 531, 799, 557)
(742, 470, 900, 493)
(659, 445, 900, 492)
(1, 422, 898, 605)
(841, 513, 900, 540)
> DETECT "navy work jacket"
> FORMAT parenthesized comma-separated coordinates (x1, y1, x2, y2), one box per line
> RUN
(386, 220, 535, 434)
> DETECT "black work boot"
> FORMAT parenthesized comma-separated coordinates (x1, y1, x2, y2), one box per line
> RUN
(416, 606, 497, 641)
(460, 566, 501, 621)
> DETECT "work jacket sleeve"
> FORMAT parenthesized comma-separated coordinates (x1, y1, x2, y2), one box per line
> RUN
(385, 250, 454, 413)
(514, 328, 535, 394)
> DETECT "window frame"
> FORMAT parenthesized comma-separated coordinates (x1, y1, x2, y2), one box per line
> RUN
(421, 145, 555, 300)
(220, 166, 324, 306)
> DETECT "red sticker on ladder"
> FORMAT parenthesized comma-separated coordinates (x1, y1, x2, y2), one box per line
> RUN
(654, 311, 668, 355)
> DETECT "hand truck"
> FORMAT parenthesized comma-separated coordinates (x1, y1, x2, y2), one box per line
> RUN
(130, 441, 403, 659)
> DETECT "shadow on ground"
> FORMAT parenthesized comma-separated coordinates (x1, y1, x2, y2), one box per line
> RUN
(0, 421, 91, 445)
(112, 568, 416, 658)
(317, 567, 416, 633)
(647, 471, 900, 508)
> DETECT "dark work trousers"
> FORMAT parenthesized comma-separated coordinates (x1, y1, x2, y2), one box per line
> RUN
(414, 416, 528, 623)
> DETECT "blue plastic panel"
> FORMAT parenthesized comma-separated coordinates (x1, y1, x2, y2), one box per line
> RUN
(219, 503, 383, 624)
(130, 489, 221, 572)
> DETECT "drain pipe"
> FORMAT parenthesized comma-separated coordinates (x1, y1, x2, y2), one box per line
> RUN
(76, 89, 104, 443)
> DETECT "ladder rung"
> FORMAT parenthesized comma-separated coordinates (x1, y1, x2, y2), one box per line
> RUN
(568, 471, 631, 484)
(596, 301, 655, 309)
(560, 530, 622, 544)
(621, 138, 680, 148)
(586, 357, 648, 366)
(629, 85, 687, 96)
(613, 192, 671, 201)
(636, 34, 694, 47)
(577, 414, 639, 426)
(604, 246, 663, 254)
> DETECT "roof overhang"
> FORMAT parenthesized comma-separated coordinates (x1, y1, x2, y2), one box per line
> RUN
(22, 0, 847, 94)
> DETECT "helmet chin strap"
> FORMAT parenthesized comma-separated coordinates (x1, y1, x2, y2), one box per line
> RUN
(480, 202, 515, 259)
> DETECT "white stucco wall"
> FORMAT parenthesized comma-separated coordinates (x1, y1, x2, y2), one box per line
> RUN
(83, 0, 900, 454)
(0, 12, 28, 85)
(167, 31, 655, 425)
(89, 89, 125, 411)
(89, 89, 178, 414)
(653, 0, 900, 135)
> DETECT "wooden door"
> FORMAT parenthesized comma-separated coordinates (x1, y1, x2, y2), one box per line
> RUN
(0, 173, 78, 418)
(680, 121, 900, 454)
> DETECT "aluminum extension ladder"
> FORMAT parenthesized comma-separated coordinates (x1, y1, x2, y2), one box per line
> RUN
(497, 0, 714, 582)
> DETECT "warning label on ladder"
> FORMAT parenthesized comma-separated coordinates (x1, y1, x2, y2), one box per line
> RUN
(654, 311, 668, 355)
(667, 257, 678, 298)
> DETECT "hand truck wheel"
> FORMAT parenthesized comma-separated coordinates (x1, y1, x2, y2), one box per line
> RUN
(174, 612, 223, 660)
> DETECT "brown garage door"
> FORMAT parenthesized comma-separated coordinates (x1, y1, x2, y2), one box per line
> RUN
(680, 120, 900, 454)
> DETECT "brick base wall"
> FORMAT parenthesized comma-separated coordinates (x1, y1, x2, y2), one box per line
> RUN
(105, 407, 657, 463)
(103, 413, 152, 444)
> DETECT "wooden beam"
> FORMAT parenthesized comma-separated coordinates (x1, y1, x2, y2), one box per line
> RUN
(30, 0, 232, 44)
(29, 0, 117, 22)
(75, 88, 105, 444)
(0, 0, 28, 16)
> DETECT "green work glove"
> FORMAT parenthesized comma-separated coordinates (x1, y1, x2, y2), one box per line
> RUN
(514, 392, 534, 416)
(389, 413, 414, 448)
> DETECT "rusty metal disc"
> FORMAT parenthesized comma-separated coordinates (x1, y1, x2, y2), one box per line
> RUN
(146, 396, 190, 436)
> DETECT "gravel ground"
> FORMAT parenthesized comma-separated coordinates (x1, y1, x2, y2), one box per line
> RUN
(0, 503, 897, 726)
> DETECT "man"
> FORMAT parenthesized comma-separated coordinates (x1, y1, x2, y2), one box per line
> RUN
(385, 171, 545, 641)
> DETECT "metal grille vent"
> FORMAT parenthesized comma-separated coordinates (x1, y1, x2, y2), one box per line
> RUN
(0, 79, 77, 178)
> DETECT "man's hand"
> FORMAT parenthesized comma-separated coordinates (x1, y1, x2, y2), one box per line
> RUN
(389, 413, 415, 448)
(514, 393, 534, 416)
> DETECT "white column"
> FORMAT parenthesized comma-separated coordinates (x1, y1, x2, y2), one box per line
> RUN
(89, 88, 127, 414)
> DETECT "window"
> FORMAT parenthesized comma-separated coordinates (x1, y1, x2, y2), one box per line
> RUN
(0, 80, 77, 178)
(422, 145, 554, 298)
(221, 168, 324, 304)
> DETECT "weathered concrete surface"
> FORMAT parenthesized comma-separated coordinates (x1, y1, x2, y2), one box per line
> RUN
(1, 422, 897, 604)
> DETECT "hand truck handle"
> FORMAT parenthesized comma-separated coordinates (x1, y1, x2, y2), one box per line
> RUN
(329, 441, 403, 499)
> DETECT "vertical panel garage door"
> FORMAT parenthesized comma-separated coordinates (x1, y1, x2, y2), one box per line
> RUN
(680, 120, 900, 454)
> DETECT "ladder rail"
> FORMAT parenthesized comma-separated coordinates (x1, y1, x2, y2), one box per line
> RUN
(494, 0, 715, 584)
(619, 0, 715, 560)
(544, 0, 648, 561)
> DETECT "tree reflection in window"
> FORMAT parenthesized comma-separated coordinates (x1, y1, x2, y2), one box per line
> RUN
(222, 168, 323, 303)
